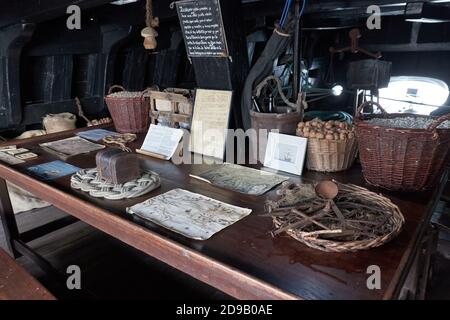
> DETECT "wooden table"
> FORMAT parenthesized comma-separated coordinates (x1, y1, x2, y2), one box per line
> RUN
(0, 126, 447, 300)
(0, 247, 55, 300)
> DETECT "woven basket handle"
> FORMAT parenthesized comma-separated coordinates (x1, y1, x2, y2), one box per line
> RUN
(356, 101, 388, 120)
(108, 85, 125, 95)
(426, 113, 450, 132)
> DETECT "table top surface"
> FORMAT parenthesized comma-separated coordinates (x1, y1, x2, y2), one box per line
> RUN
(0, 126, 445, 300)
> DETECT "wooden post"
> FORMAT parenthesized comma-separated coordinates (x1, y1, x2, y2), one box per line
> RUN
(0, 23, 35, 129)
(0, 178, 19, 258)
(97, 24, 133, 110)
(189, 0, 249, 129)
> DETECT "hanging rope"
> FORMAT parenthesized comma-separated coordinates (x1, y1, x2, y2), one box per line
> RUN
(254, 76, 298, 109)
(142, 0, 159, 50)
(146, 0, 159, 28)
(75, 97, 92, 126)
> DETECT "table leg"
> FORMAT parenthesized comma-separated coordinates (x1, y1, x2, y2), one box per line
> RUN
(0, 178, 19, 258)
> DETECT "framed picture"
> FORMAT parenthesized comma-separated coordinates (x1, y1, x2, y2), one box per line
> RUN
(189, 89, 233, 160)
(263, 132, 308, 176)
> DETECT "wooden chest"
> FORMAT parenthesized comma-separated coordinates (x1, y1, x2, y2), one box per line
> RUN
(96, 149, 140, 185)
(148, 88, 194, 129)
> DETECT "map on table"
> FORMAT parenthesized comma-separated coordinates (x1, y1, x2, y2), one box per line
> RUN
(25, 160, 80, 180)
(76, 129, 118, 142)
(40, 136, 105, 160)
(126, 189, 252, 240)
(190, 163, 289, 195)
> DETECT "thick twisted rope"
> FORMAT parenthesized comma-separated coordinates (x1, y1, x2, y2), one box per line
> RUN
(71, 168, 160, 200)
(146, 0, 159, 28)
(102, 133, 137, 152)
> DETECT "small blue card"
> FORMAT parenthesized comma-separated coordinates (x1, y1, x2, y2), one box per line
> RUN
(25, 160, 80, 180)
(76, 129, 117, 142)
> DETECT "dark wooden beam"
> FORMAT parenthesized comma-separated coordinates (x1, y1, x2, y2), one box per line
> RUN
(365, 42, 450, 52)
(0, 0, 111, 29)
(73, 54, 99, 98)
(0, 23, 35, 129)
(241, 0, 450, 20)
(43, 55, 74, 102)
(122, 46, 150, 91)
(2, 0, 450, 31)
(22, 97, 101, 125)
(0, 0, 181, 30)
(96, 24, 134, 109)
(190, 0, 250, 129)
(148, 31, 184, 88)
(0, 179, 20, 258)
(13, 239, 61, 276)
(24, 17, 102, 57)
(303, 0, 449, 13)
(20, 216, 79, 243)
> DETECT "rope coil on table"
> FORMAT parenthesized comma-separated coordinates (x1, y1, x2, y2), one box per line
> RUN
(71, 168, 160, 200)
(102, 133, 137, 152)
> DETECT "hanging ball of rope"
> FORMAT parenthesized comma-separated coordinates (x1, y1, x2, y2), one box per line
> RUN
(141, 27, 158, 50)
(141, 0, 159, 50)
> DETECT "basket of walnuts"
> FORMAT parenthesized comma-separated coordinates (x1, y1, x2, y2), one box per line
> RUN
(296, 119, 358, 172)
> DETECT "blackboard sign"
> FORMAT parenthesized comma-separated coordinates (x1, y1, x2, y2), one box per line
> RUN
(176, 0, 229, 58)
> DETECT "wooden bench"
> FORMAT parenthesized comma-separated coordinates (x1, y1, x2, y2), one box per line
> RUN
(0, 248, 55, 300)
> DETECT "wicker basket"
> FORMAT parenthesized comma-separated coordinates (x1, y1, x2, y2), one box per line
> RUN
(306, 137, 358, 172)
(355, 101, 450, 191)
(272, 182, 404, 253)
(104, 85, 151, 133)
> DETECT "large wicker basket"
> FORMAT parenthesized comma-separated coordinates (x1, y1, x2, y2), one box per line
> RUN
(355, 101, 450, 191)
(306, 137, 358, 172)
(272, 182, 405, 253)
(104, 85, 151, 133)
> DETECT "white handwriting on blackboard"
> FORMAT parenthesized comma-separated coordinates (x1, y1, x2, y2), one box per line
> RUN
(177, 1, 228, 57)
